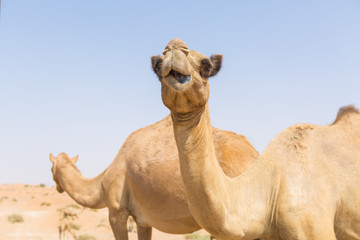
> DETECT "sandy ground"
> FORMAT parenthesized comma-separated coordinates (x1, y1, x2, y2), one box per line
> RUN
(0, 184, 210, 240)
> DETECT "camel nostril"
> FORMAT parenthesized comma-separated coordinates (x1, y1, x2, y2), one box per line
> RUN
(170, 70, 191, 84)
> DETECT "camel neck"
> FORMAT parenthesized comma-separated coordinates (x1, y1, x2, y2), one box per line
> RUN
(171, 104, 231, 233)
(56, 164, 105, 208)
(171, 104, 277, 239)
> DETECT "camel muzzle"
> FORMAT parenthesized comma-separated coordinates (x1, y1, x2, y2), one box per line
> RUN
(170, 70, 191, 85)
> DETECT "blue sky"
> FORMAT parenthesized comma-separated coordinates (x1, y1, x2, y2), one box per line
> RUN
(1, 0, 359, 185)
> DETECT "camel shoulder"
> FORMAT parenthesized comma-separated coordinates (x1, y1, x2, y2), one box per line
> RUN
(212, 127, 259, 177)
(212, 127, 257, 153)
(122, 115, 172, 145)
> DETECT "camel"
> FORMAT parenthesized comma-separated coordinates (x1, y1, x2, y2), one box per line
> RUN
(151, 38, 360, 240)
(50, 115, 258, 240)
(58, 206, 79, 240)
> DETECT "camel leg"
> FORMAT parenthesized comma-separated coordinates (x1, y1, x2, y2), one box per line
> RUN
(59, 222, 66, 240)
(69, 225, 78, 240)
(137, 225, 152, 240)
(59, 225, 62, 240)
(109, 208, 129, 240)
(62, 223, 76, 240)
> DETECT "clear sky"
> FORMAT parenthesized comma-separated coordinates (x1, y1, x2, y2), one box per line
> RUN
(1, 0, 359, 186)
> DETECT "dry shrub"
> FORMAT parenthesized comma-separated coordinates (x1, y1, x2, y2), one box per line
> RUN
(40, 202, 51, 206)
(185, 233, 210, 240)
(78, 234, 96, 240)
(8, 214, 24, 223)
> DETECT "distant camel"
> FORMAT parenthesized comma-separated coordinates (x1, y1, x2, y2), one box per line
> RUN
(50, 116, 258, 240)
(151, 38, 360, 239)
(58, 206, 79, 240)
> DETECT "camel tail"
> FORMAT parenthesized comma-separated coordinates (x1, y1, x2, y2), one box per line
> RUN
(332, 105, 360, 125)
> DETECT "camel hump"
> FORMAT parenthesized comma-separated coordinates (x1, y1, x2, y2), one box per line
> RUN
(332, 105, 360, 125)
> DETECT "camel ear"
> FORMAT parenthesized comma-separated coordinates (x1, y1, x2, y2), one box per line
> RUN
(50, 153, 56, 163)
(71, 155, 79, 164)
(209, 54, 223, 77)
(151, 56, 163, 78)
(200, 58, 213, 78)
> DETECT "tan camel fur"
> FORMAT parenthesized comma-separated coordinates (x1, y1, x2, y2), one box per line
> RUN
(151, 38, 360, 240)
(49, 116, 258, 240)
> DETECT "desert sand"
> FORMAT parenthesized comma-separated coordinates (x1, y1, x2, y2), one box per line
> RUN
(0, 184, 210, 240)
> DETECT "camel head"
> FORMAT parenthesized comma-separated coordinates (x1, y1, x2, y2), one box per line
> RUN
(151, 38, 222, 113)
(49, 152, 79, 193)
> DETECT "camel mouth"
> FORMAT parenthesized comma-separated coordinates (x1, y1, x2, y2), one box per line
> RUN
(170, 70, 191, 85)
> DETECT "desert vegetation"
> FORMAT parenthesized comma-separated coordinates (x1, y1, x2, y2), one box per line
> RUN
(8, 214, 24, 223)
(78, 234, 96, 240)
(185, 233, 210, 240)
